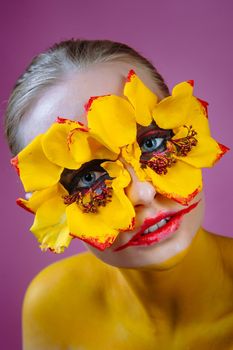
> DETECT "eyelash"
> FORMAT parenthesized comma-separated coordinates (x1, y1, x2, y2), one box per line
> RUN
(61, 129, 173, 193)
(138, 129, 172, 160)
(61, 162, 110, 195)
(139, 136, 166, 154)
(72, 171, 107, 193)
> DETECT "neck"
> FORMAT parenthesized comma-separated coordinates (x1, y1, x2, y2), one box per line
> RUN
(119, 228, 227, 326)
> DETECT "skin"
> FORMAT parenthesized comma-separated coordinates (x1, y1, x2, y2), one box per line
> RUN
(21, 61, 233, 349)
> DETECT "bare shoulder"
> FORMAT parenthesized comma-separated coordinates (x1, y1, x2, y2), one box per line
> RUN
(208, 231, 233, 276)
(22, 252, 117, 349)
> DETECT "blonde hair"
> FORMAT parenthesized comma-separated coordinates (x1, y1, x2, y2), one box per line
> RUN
(4, 39, 169, 155)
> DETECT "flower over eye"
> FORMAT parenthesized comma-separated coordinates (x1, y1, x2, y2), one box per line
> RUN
(12, 118, 135, 252)
(140, 137, 165, 153)
(78, 171, 101, 188)
(123, 70, 229, 205)
(138, 127, 173, 160)
(11, 70, 229, 253)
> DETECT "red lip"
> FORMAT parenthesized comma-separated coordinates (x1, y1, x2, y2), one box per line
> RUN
(114, 201, 200, 252)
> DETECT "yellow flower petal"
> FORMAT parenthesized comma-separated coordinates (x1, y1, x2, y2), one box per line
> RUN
(152, 81, 193, 129)
(86, 95, 136, 153)
(144, 160, 202, 205)
(66, 202, 119, 250)
(102, 185, 135, 232)
(121, 143, 146, 181)
(124, 69, 157, 126)
(172, 81, 193, 98)
(30, 186, 71, 253)
(42, 118, 84, 169)
(17, 135, 63, 192)
(16, 183, 67, 213)
(174, 133, 227, 168)
(66, 167, 135, 250)
(69, 128, 118, 164)
(101, 160, 131, 188)
(172, 96, 210, 137)
(153, 96, 190, 130)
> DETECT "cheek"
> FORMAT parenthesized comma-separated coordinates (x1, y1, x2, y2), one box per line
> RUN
(83, 242, 110, 260)
(183, 195, 205, 235)
(83, 242, 123, 267)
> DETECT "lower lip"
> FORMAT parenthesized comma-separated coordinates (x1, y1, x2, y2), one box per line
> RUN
(115, 202, 199, 251)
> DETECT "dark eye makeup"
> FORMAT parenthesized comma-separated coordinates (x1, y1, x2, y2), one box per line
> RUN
(60, 159, 111, 195)
(60, 124, 173, 194)
(138, 123, 173, 160)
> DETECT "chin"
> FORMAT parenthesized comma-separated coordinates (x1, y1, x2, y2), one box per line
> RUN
(85, 196, 204, 270)
(85, 225, 202, 270)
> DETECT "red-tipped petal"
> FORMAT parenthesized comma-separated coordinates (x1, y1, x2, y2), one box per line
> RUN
(16, 198, 34, 214)
(84, 96, 101, 112)
(187, 80, 194, 87)
(119, 217, 135, 232)
(172, 187, 200, 206)
(84, 94, 111, 112)
(197, 98, 209, 117)
(215, 143, 230, 163)
(70, 233, 115, 251)
(10, 156, 20, 176)
(56, 117, 82, 126)
(67, 126, 89, 150)
(126, 69, 136, 82)
(56, 117, 69, 124)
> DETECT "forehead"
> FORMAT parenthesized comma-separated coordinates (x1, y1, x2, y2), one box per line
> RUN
(19, 61, 162, 148)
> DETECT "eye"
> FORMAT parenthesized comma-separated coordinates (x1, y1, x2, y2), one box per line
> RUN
(137, 126, 174, 163)
(60, 160, 111, 195)
(140, 137, 165, 153)
(77, 171, 104, 189)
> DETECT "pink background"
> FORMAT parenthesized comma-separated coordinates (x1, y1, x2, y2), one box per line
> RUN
(1, 0, 232, 348)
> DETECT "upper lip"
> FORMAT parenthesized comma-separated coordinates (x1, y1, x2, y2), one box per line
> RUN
(133, 211, 175, 237)
(114, 201, 200, 251)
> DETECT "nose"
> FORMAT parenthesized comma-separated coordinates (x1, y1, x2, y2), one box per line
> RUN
(124, 165, 156, 208)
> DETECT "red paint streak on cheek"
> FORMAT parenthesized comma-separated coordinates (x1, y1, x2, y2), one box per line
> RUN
(126, 69, 136, 82)
(16, 198, 35, 214)
(187, 80, 194, 87)
(10, 156, 20, 176)
(197, 98, 209, 117)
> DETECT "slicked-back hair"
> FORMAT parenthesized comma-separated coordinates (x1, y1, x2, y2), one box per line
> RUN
(4, 39, 169, 155)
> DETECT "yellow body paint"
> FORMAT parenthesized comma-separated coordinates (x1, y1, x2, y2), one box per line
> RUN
(23, 228, 233, 349)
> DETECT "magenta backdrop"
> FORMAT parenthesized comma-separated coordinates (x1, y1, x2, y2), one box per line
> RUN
(1, 0, 232, 348)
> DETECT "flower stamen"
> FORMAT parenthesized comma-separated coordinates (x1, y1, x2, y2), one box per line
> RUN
(170, 125, 198, 157)
(142, 154, 176, 175)
(63, 181, 113, 213)
(142, 125, 198, 175)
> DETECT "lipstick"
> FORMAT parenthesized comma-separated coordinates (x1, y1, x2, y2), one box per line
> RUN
(115, 201, 199, 251)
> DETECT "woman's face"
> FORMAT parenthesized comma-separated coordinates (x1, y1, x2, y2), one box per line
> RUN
(20, 61, 205, 269)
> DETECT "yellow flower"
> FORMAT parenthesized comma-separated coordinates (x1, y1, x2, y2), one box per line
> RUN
(13, 118, 135, 252)
(123, 71, 229, 205)
(12, 70, 229, 252)
(17, 184, 71, 253)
